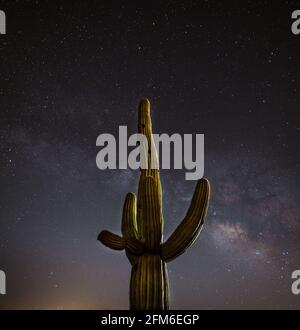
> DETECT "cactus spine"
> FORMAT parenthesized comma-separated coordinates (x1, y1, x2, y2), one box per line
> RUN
(98, 99, 210, 310)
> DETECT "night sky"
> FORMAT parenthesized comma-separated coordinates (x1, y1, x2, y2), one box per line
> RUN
(0, 1, 300, 309)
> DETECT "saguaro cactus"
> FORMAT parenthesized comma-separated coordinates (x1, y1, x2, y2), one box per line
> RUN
(98, 99, 210, 310)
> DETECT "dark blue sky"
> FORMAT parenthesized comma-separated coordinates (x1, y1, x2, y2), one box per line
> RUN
(0, 0, 299, 309)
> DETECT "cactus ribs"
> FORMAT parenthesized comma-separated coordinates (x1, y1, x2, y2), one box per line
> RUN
(98, 99, 211, 310)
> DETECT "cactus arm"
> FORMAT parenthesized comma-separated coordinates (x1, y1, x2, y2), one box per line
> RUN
(121, 192, 142, 264)
(125, 237, 145, 255)
(160, 178, 210, 263)
(98, 230, 125, 250)
(98, 230, 144, 255)
(98, 192, 144, 259)
(122, 192, 138, 239)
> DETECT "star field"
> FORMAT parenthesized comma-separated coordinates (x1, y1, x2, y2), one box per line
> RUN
(0, 0, 299, 309)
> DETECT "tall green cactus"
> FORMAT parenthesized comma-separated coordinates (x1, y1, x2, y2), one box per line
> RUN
(98, 99, 210, 310)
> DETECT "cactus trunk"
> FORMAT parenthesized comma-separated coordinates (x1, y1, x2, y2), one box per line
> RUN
(98, 99, 210, 310)
(130, 255, 168, 310)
